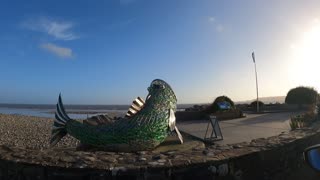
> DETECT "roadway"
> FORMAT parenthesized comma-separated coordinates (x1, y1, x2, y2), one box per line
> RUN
(177, 112, 293, 145)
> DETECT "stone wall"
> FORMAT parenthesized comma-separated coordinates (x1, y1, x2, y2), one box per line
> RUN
(238, 104, 313, 113)
(175, 111, 209, 121)
(1, 125, 320, 179)
(176, 111, 243, 122)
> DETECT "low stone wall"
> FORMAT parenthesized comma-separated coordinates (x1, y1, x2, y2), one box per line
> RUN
(175, 111, 209, 121)
(239, 104, 313, 113)
(212, 110, 244, 120)
(0, 124, 320, 179)
(176, 111, 244, 122)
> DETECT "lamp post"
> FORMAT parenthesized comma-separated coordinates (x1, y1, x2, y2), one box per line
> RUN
(252, 51, 259, 113)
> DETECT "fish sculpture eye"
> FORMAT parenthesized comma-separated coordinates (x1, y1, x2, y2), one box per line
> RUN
(152, 84, 165, 89)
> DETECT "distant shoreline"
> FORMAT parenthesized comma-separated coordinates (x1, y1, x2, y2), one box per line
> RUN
(0, 104, 131, 110)
(45, 110, 124, 115)
(0, 107, 127, 119)
(46, 111, 109, 114)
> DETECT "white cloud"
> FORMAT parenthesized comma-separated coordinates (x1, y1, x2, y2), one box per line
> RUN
(40, 43, 73, 58)
(208, 17, 226, 33)
(216, 24, 224, 32)
(208, 17, 216, 22)
(22, 17, 78, 40)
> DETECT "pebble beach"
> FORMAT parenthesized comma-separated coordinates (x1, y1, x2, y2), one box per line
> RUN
(0, 113, 79, 150)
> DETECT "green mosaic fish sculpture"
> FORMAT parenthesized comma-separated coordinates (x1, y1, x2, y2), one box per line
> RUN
(50, 79, 183, 151)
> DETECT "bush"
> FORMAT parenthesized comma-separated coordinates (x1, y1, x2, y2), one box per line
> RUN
(250, 101, 264, 112)
(285, 86, 318, 105)
(216, 96, 235, 107)
(206, 95, 235, 113)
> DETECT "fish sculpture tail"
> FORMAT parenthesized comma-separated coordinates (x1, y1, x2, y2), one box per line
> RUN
(50, 94, 72, 147)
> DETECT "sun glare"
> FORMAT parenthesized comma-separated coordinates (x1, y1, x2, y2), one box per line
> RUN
(301, 25, 320, 62)
(289, 21, 320, 91)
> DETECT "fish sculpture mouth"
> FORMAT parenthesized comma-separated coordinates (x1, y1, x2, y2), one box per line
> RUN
(50, 79, 183, 151)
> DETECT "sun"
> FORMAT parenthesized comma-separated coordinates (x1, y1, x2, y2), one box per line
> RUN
(289, 22, 320, 91)
(300, 24, 320, 62)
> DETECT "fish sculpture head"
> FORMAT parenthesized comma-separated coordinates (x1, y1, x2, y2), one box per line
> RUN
(146, 79, 183, 144)
(146, 79, 177, 111)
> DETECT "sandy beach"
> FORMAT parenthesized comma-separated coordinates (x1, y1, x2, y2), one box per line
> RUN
(0, 113, 79, 150)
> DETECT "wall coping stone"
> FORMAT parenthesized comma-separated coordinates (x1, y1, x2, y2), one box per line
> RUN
(0, 122, 319, 175)
(0, 122, 320, 180)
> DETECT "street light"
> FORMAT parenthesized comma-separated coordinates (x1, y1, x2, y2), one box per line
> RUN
(252, 51, 259, 113)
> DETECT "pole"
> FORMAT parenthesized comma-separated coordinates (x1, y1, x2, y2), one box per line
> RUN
(254, 62, 259, 113)
(252, 52, 259, 113)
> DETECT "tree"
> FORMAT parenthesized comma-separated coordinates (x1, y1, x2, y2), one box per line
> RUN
(285, 86, 318, 105)
(206, 95, 235, 113)
(250, 100, 264, 108)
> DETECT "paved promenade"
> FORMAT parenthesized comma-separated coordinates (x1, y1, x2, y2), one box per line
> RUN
(177, 112, 292, 145)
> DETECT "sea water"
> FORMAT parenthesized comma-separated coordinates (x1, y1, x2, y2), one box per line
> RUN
(0, 106, 127, 119)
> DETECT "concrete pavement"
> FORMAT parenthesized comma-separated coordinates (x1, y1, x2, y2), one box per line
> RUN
(177, 112, 293, 145)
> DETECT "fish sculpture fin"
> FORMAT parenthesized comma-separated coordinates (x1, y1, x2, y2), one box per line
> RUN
(168, 109, 184, 144)
(50, 94, 72, 147)
(175, 126, 184, 144)
(169, 109, 176, 131)
(84, 114, 115, 126)
(125, 96, 145, 118)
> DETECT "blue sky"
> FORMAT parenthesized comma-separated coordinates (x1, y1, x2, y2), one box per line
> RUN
(1, 0, 320, 104)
